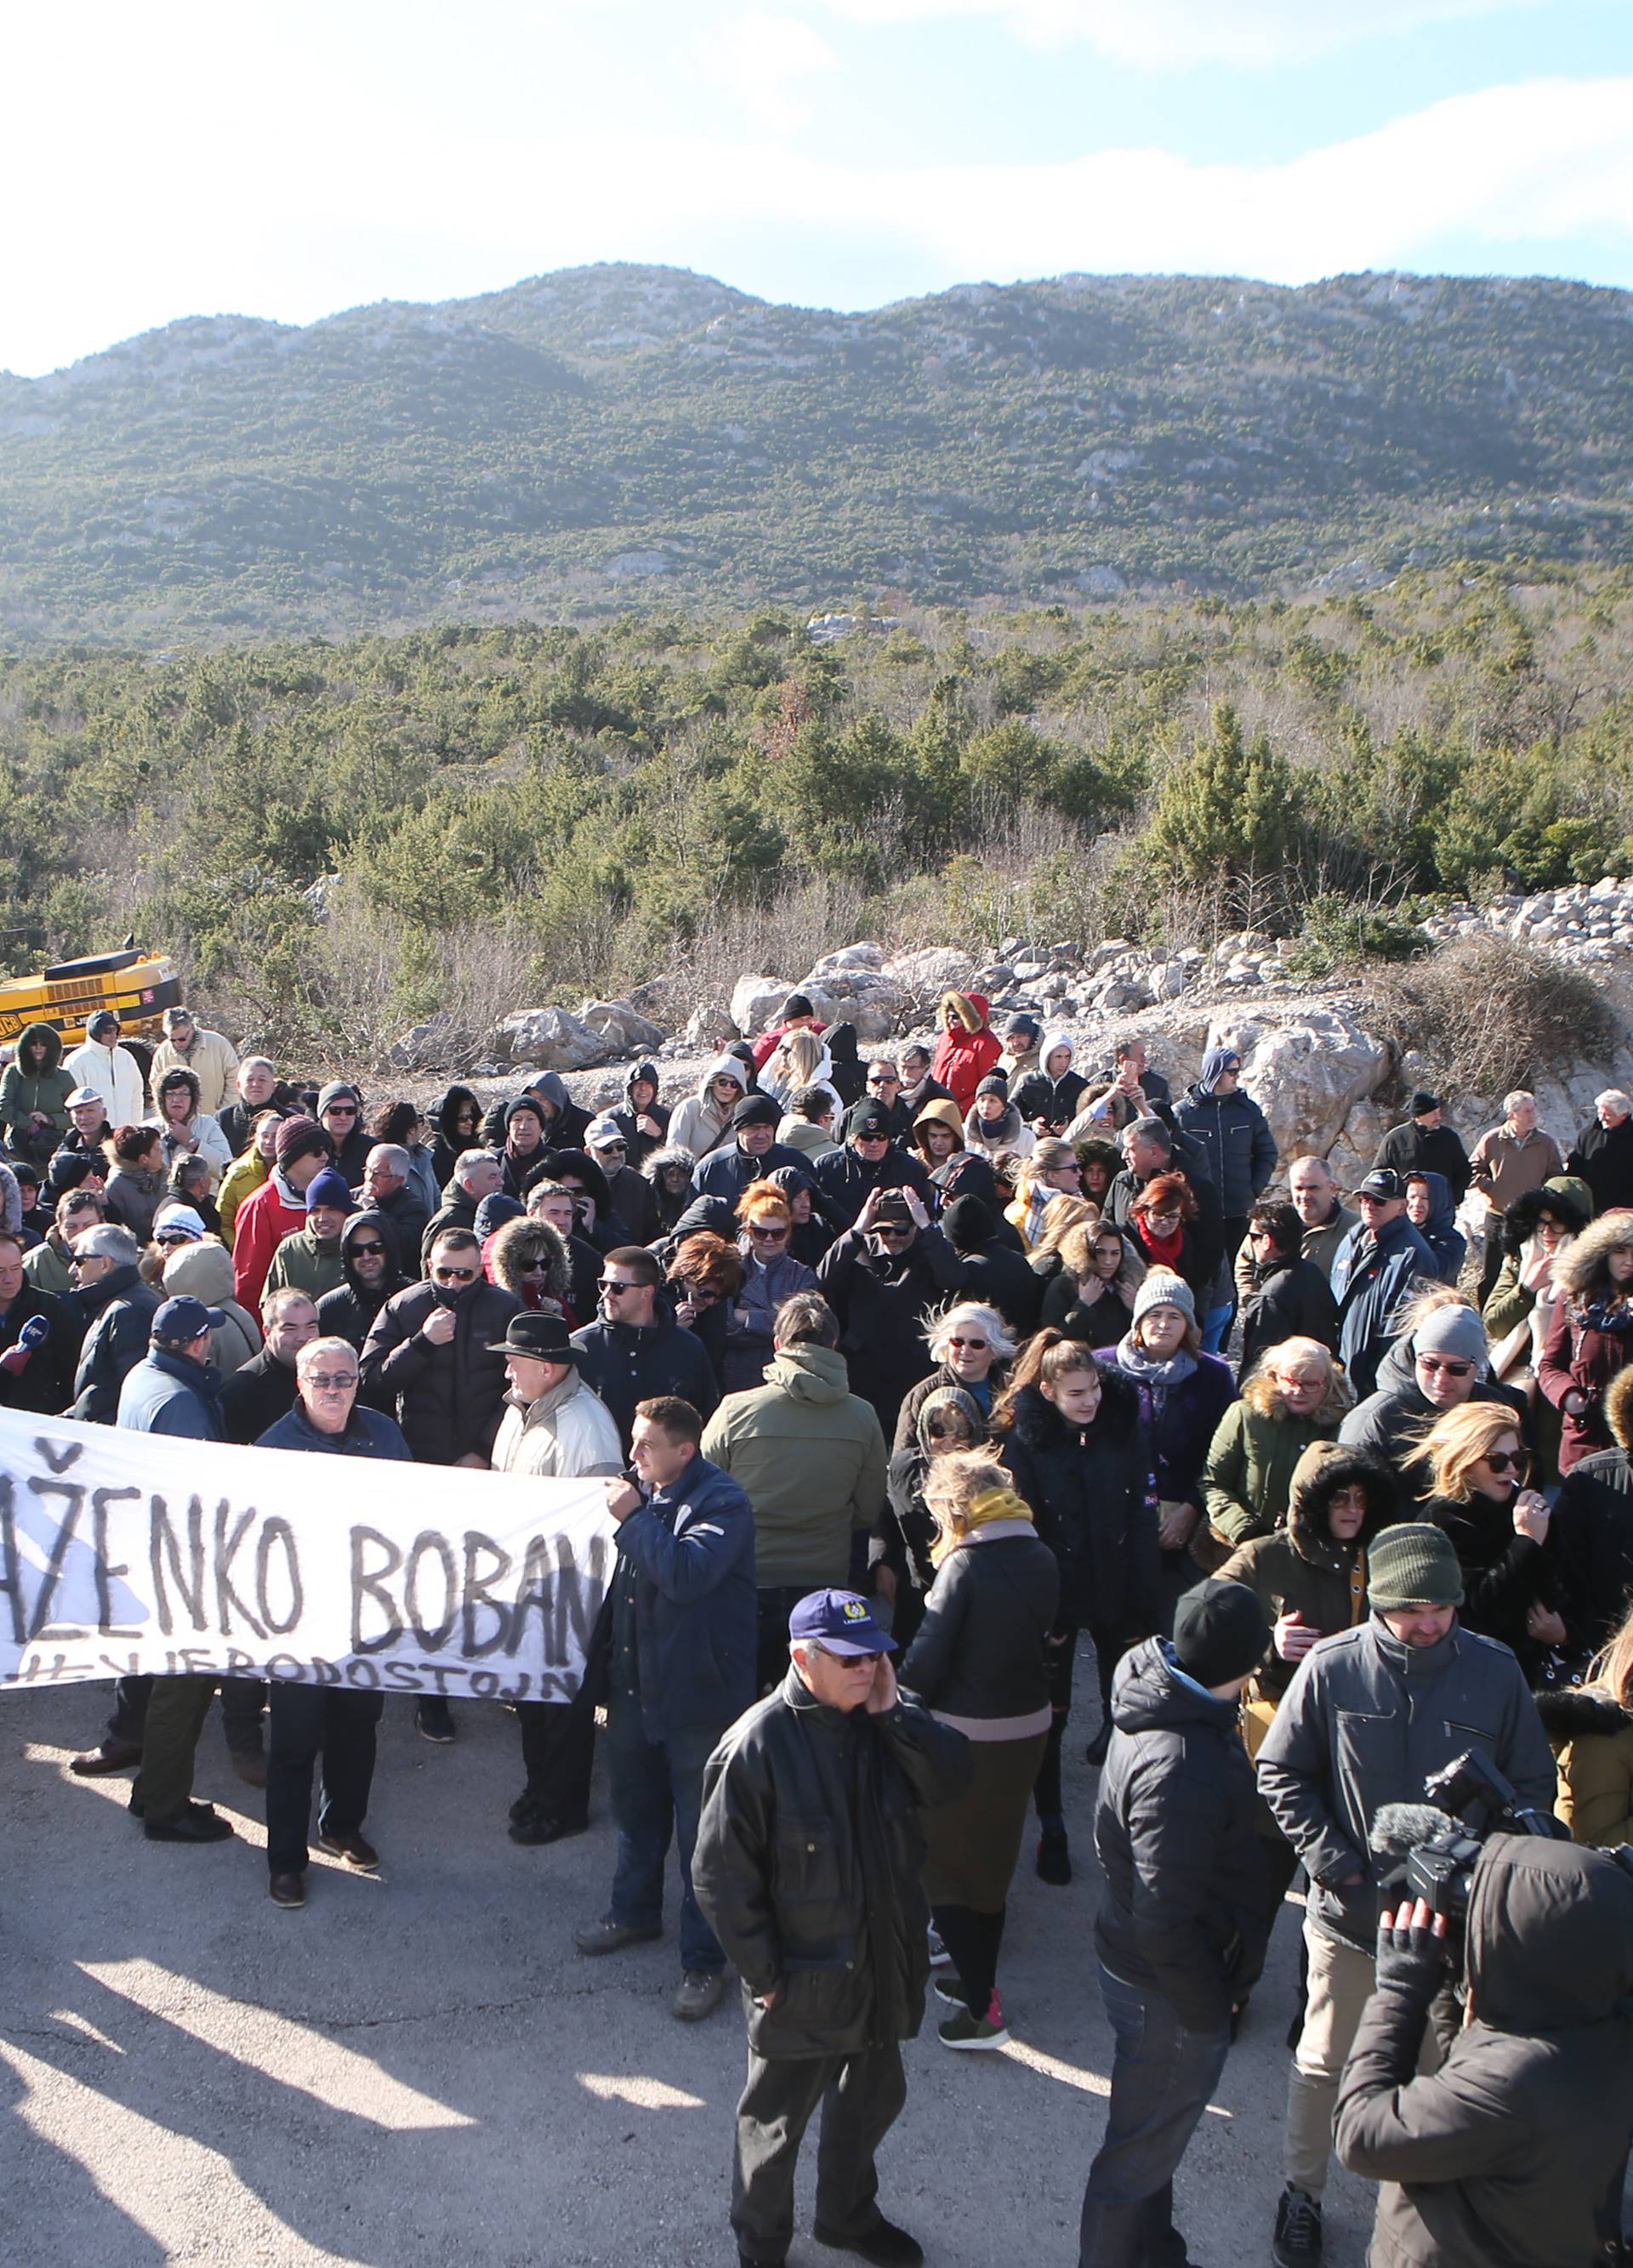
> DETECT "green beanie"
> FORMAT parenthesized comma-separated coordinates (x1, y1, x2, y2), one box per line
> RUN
(1367, 1523, 1464, 1611)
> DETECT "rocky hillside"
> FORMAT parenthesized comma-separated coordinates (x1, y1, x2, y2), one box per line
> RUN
(4, 264, 1631, 642)
(423, 876, 1633, 1187)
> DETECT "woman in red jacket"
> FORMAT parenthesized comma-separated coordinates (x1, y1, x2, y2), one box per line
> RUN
(930, 991, 1000, 1116)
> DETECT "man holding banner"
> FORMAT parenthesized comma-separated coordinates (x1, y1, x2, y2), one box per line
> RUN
(255, 1337, 411, 1908)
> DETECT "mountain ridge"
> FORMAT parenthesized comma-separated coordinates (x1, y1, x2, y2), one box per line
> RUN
(3, 260, 1630, 644)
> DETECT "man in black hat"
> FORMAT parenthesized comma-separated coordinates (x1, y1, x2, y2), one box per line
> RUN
(817, 1185, 961, 1439)
(814, 1100, 932, 1229)
(1373, 1092, 1472, 1202)
(1081, 1579, 1273, 2268)
(490, 1311, 623, 1846)
(576, 1395, 757, 2023)
(255, 1337, 411, 1908)
(691, 1094, 812, 1208)
(692, 1588, 970, 2268)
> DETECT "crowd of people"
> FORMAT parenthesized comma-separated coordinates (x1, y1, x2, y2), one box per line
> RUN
(8, 990, 1633, 2268)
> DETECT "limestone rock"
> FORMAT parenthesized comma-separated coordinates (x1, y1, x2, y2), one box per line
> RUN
(577, 998, 667, 1054)
(684, 1004, 740, 1050)
(491, 1006, 616, 1072)
(730, 974, 794, 1037)
(807, 942, 885, 976)
(1226, 1009, 1392, 1162)
(883, 946, 978, 1004)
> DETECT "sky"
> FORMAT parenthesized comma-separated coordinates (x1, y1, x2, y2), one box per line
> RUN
(3, 0, 1631, 376)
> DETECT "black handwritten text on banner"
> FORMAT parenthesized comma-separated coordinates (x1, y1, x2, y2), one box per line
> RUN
(0, 1413, 614, 1699)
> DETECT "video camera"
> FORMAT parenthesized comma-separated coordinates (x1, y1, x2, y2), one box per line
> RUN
(1370, 1749, 1567, 1935)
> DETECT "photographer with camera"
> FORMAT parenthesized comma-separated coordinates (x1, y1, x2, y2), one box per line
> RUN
(1336, 1827, 1633, 2268)
(1257, 1523, 1557, 2267)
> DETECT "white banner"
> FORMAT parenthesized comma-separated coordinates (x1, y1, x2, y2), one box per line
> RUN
(0, 1411, 615, 1700)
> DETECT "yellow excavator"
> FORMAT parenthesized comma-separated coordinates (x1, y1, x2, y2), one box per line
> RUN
(0, 941, 182, 1048)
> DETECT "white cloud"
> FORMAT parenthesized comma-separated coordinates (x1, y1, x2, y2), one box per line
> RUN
(3, 71, 1631, 372)
(811, 0, 1550, 66)
(695, 9, 839, 125)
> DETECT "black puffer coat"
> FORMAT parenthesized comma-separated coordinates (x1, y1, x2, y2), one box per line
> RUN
(1337, 1833, 1633, 2268)
(691, 1669, 970, 2059)
(997, 1374, 1161, 1634)
(899, 1526, 1059, 1724)
(69, 1265, 162, 1423)
(1095, 1636, 1270, 2033)
(816, 1224, 962, 1435)
(359, 1278, 521, 1464)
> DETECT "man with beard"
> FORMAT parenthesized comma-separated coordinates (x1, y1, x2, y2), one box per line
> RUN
(316, 1212, 408, 1358)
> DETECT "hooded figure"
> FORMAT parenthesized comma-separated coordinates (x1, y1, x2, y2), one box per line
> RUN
(1405, 1170, 1466, 1285)
(1539, 1208, 1633, 1470)
(1482, 1174, 1591, 1350)
(1012, 1032, 1088, 1134)
(160, 1238, 262, 1373)
(669, 1055, 749, 1159)
(1175, 1046, 1278, 1224)
(822, 1020, 868, 1108)
(962, 1074, 1034, 1161)
(645, 1141, 707, 1235)
(0, 1022, 76, 1164)
(930, 992, 1001, 1117)
(429, 1083, 482, 1189)
(1217, 1444, 1400, 1702)
(539, 1147, 629, 1253)
(1336, 1833, 1633, 2268)
(610, 1060, 669, 1165)
(316, 1210, 409, 1356)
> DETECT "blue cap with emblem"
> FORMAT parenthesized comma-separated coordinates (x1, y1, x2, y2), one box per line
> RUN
(787, 1588, 896, 1656)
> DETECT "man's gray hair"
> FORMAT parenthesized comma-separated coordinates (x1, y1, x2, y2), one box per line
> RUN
(297, 1336, 359, 1375)
(1288, 1153, 1334, 1180)
(1502, 1090, 1534, 1117)
(71, 1222, 140, 1264)
(1598, 1090, 1631, 1115)
(456, 1147, 501, 1183)
(366, 1144, 411, 1176)
(1124, 1115, 1173, 1153)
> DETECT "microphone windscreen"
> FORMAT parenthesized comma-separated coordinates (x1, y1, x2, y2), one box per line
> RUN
(1370, 1802, 1456, 1858)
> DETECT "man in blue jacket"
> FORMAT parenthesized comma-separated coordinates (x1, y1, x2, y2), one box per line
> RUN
(575, 1393, 756, 2022)
(1332, 1169, 1439, 1399)
(256, 1337, 412, 1909)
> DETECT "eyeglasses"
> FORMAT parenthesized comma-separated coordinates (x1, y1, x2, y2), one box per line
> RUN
(596, 1141, 628, 1155)
(326, 1105, 357, 1118)
(868, 1075, 899, 1087)
(1143, 1211, 1181, 1231)
(947, 1335, 990, 1350)
(350, 1240, 385, 1255)
(678, 1282, 722, 1305)
(305, 1372, 358, 1391)
(599, 1278, 640, 1295)
(1482, 1449, 1525, 1475)
(748, 1223, 788, 1241)
(1419, 1356, 1474, 1378)
(155, 1231, 194, 1246)
(713, 1077, 743, 1089)
(430, 1264, 478, 1283)
(875, 1223, 912, 1240)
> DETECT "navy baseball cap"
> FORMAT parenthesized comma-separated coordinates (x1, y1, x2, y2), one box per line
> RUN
(152, 1294, 226, 1340)
(788, 1589, 896, 1656)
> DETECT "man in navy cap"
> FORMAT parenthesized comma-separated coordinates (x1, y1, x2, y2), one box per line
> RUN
(692, 1589, 970, 2268)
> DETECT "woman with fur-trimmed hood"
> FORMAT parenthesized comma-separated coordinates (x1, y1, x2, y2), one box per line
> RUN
(488, 1214, 574, 1321)
(1539, 1206, 1633, 1471)
(667, 1056, 748, 1160)
(930, 990, 1000, 1117)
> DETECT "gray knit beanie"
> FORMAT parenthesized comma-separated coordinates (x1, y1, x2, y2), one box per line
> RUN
(1367, 1523, 1465, 1611)
(1132, 1268, 1196, 1330)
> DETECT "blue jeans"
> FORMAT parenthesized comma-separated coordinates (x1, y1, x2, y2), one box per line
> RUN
(1199, 1303, 1234, 1356)
(1079, 1963, 1231, 2268)
(606, 1706, 726, 1972)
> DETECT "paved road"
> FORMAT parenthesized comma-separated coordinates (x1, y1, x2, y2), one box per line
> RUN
(3, 1668, 1377, 2268)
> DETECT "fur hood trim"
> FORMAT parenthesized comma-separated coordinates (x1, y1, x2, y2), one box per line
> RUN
(1535, 1687, 1633, 1741)
(1554, 1208, 1633, 1302)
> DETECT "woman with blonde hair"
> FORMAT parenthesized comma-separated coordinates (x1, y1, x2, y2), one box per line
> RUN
(760, 1026, 839, 1117)
(1005, 1140, 1084, 1248)
(1201, 1338, 1351, 1560)
(901, 1449, 1060, 2049)
(880, 1384, 986, 1648)
(1411, 1399, 1568, 1675)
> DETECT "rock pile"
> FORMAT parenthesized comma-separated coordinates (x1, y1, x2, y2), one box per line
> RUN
(1420, 877, 1633, 964)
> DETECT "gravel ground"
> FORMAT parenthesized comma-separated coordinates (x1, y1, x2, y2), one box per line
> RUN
(2, 1658, 1380, 2268)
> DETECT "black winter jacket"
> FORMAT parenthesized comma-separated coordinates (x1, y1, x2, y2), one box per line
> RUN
(359, 1278, 521, 1464)
(816, 1224, 962, 1431)
(1337, 1833, 1633, 2268)
(1374, 1119, 1473, 1202)
(1175, 1083, 1278, 1219)
(69, 1265, 162, 1423)
(0, 1282, 77, 1413)
(998, 1377, 1161, 1634)
(691, 1670, 970, 2059)
(316, 1209, 410, 1354)
(570, 1309, 720, 1453)
(812, 1143, 933, 1231)
(899, 1526, 1059, 1725)
(220, 1344, 301, 1445)
(1095, 1637, 1270, 2032)
(1238, 1251, 1340, 1375)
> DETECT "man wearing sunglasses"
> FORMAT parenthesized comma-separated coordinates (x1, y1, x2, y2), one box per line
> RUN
(360, 1227, 523, 1741)
(256, 1339, 411, 1908)
(316, 1081, 372, 1189)
(316, 1210, 409, 1359)
(816, 1185, 961, 1441)
(814, 1100, 933, 1231)
(1339, 1301, 1528, 1484)
(571, 1246, 720, 1455)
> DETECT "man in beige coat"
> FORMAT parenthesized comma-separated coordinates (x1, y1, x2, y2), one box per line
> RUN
(489, 1310, 623, 1845)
